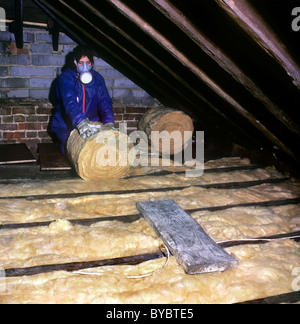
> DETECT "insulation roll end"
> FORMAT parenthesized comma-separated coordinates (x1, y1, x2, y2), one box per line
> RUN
(67, 124, 134, 180)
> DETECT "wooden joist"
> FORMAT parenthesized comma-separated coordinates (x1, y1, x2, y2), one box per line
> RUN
(4, 252, 164, 278)
(1, 197, 300, 231)
(219, 231, 300, 248)
(0, 161, 259, 182)
(124, 164, 261, 179)
(0, 176, 289, 201)
(2, 231, 299, 278)
(238, 291, 300, 304)
(0, 214, 142, 230)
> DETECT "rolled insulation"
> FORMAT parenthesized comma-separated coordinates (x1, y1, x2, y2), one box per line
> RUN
(67, 124, 134, 180)
(138, 107, 194, 155)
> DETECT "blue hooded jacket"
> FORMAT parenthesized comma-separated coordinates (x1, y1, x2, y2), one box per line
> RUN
(51, 68, 114, 155)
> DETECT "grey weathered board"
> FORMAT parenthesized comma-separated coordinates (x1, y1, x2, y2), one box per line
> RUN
(137, 200, 238, 274)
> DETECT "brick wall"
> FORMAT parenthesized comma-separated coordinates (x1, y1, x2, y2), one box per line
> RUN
(0, 98, 52, 153)
(0, 98, 151, 154)
(0, 27, 160, 154)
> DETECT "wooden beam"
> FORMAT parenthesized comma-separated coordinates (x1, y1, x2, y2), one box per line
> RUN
(238, 291, 300, 304)
(137, 200, 238, 274)
(219, 231, 300, 248)
(51, 20, 60, 52)
(1, 197, 299, 231)
(4, 252, 164, 278)
(4, 19, 47, 28)
(215, 0, 300, 89)
(0, 177, 289, 201)
(3, 230, 298, 277)
(14, 0, 23, 49)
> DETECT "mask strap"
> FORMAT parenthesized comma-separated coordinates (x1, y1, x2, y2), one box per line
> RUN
(74, 60, 93, 70)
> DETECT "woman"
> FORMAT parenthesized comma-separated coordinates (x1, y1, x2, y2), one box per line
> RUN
(51, 46, 115, 155)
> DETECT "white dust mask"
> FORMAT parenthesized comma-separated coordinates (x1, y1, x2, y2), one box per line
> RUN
(74, 60, 93, 84)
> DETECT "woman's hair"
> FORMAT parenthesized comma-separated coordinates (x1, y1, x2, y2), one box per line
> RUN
(73, 46, 95, 65)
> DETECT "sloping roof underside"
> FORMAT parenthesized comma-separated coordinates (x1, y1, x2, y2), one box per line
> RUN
(9, 0, 300, 162)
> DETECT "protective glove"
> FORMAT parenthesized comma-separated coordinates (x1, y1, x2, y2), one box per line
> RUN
(77, 119, 101, 139)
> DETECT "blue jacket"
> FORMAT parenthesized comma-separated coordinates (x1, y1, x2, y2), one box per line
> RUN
(51, 68, 114, 155)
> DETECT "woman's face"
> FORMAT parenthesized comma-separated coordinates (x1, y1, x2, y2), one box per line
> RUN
(77, 56, 92, 67)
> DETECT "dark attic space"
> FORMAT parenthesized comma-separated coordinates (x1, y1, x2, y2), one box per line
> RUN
(0, 0, 300, 305)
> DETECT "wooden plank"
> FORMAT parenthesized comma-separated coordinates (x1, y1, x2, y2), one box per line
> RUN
(38, 143, 71, 171)
(0, 143, 36, 165)
(137, 200, 238, 274)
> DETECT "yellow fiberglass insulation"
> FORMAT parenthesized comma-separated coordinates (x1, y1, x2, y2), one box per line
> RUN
(0, 157, 299, 303)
